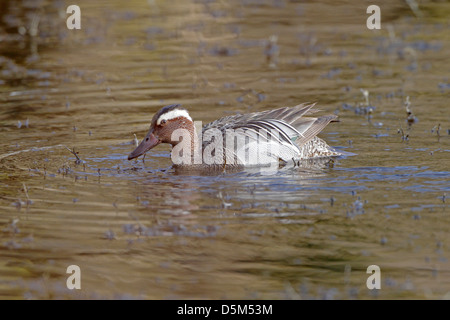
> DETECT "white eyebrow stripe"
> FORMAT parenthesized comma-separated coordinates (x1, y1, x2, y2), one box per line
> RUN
(156, 109, 192, 125)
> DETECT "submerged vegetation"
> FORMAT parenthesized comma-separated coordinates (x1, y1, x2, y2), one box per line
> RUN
(0, 0, 449, 300)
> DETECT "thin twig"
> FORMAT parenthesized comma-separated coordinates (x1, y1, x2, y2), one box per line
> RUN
(398, 127, 409, 141)
(64, 145, 82, 164)
(0, 144, 65, 160)
(22, 183, 31, 205)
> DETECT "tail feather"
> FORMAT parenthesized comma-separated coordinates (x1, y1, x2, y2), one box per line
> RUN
(294, 115, 338, 146)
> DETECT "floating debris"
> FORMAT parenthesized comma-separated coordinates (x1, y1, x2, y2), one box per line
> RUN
(346, 199, 365, 218)
(218, 191, 232, 208)
(398, 127, 409, 141)
(12, 199, 24, 211)
(264, 35, 279, 68)
(16, 119, 30, 129)
(22, 183, 33, 206)
(64, 146, 83, 164)
(341, 103, 376, 117)
(360, 89, 370, 106)
(121, 222, 217, 238)
(404, 96, 417, 126)
(3, 240, 21, 250)
(122, 223, 137, 235)
(431, 124, 441, 137)
(357, 89, 377, 122)
(104, 229, 116, 240)
(321, 68, 342, 79)
(3, 219, 20, 234)
(22, 234, 34, 243)
(209, 46, 237, 57)
(57, 164, 72, 176)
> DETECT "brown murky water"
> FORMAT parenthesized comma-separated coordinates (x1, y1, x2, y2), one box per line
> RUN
(0, 0, 449, 299)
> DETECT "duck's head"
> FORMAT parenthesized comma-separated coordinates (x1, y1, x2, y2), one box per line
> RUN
(127, 104, 193, 160)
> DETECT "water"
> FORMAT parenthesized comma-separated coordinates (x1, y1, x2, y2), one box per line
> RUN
(0, 0, 449, 299)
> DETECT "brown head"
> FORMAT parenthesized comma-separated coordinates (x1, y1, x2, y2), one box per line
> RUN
(127, 104, 194, 160)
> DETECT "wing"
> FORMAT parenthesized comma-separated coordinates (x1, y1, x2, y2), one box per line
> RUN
(201, 103, 338, 163)
(202, 103, 316, 132)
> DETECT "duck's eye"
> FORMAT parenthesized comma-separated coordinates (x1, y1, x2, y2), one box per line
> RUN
(160, 119, 166, 126)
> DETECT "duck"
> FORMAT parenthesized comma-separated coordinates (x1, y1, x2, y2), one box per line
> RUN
(127, 103, 342, 168)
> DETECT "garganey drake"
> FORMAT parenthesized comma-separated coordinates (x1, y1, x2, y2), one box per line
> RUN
(128, 103, 342, 168)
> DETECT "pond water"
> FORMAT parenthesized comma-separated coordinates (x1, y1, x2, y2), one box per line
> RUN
(0, 0, 449, 299)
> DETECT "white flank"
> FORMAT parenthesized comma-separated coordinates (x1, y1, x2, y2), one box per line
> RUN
(157, 109, 192, 125)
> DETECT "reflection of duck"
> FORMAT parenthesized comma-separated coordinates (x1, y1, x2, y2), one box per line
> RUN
(128, 103, 341, 168)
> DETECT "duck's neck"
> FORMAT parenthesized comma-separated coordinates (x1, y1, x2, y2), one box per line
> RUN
(170, 121, 199, 165)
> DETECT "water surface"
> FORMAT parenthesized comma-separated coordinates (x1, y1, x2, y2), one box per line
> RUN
(0, 0, 449, 299)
